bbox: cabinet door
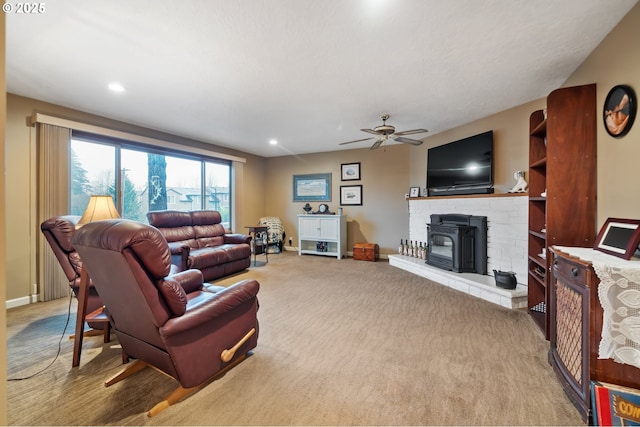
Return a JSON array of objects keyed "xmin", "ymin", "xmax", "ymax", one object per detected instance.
[
  {"xmin": 550, "ymin": 252, "xmax": 591, "ymax": 421},
  {"xmin": 299, "ymin": 217, "xmax": 320, "ymax": 239},
  {"xmin": 318, "ymin": 218, "xmax": 338, "ymax": 240}
]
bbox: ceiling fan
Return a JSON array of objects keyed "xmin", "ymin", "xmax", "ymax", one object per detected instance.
[{"xmin": 339, "ymin": 114, "xmax": 428, "ymax": 150}]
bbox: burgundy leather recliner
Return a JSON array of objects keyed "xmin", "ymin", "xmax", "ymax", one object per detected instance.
[{"xmin": 71, "ymin": 218, "xmax": 260, "ymax": 417}]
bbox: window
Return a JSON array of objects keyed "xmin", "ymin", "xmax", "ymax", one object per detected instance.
[{"xmin": 70, "ymin": 136, "xmax": 232, "ymax": 227}]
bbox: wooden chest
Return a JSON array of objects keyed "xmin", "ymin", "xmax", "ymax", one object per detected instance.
[{"xmin": 353, "ymin": 243, "xmax": 379, "ymax": 262}]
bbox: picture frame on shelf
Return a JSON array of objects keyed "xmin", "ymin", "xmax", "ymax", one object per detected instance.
[
  {"xmin": 340, "ymin": 185, "xmax": 362, "ymax": 206},
  {"xmin": 594, "ymin": 218, "xmax": 640, "ymax": 260},
  {"xmin": 409, "ymin": 187, "xmax": 420, "ymax": 198},
  {"xmin": 341, "ymin": 162, "xmax": 361, "ymax": 181},
  {"xmin": 604, "ymin": 85, "xmax": 636, "ymax": 138},
  {"xmin": 293, "ymin": 173, "xmax": 331, "ymax": 202}
]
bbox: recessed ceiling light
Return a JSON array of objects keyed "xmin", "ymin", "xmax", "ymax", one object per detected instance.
[
  {"xmin": 108, "ymin": 82, "xmax": 125, "ymax": 93},
  {"xmin": 269, "ymin": 139, "xmax": 278, "ymax": 145}
]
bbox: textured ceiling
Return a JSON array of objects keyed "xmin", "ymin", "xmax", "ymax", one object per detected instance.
[{"xmin": 6, "ymin": 0, "xmax": 638, "ymax": 157}]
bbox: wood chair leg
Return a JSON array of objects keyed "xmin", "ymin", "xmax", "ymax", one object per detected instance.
[
  {"xmin": 104, "ymin": 360, "xmax": 149, "ymax": 387},
  {"xmin": 103, "ymin": 326, "xmax": 109, "ymax": 343},
  {"xmin": 72, "ymin": 267, "xmax": 90, "ymax": 367},
  {"xmin": 146, "ymin": 352, "xmax": 249, "ymax": 417},
  {"xmin": 147, "ymin": 385, "xmax": 198, "ymax": 417}
]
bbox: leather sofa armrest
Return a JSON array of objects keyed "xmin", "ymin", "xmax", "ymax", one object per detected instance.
[
  {"xmin": 224, "ymin": 233, "xmax": 251, "ymax": 245},
  {"xmin": 168, "ymin": 269, "xmax": 204, "ymax": 294},
  {"xmin": 167, "ymin": 242, "xmax": 190, "ymax": 271},
  {"xmin": 159, "ymin": 279, "xmax": 259, "ymax": 337}
]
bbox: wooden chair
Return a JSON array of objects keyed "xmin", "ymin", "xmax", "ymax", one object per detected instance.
[{"xmin": 40, "ymin": 215, "xmax": 111, "ymax": 367}]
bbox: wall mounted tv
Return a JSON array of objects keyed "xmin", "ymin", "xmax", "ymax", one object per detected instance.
[{"xmin": 426, "ymin": 130, "xmax": 494, "ymax": 196}]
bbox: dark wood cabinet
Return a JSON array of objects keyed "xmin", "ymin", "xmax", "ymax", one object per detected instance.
[
  {"xmin": 527, "ymin": 84, "xmax": 597, "ymax": 338},
  {"xmin": 549, "ymin": 248, "xmax": 594, "ymax": 421},
  {"xmin": 550, "ymin": 247, "xmax": 640, "ymax": 422}
]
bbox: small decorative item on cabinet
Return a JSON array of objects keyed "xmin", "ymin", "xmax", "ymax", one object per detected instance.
[
  {"xmin": 409, "ymin": 187, "xmax": 420, "ymax": 198},
  {"xmin": 303, "ymin": 203, "xmax": 312, "ymax": 213},
  {"xmin": 593, "ymin": 217, "xmax": 640, "ymax": 260}
]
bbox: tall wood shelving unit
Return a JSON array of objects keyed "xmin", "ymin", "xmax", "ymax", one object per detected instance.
[{"xmin": 527, "ymin": 83, "xmax": 597, "ymax": 338}]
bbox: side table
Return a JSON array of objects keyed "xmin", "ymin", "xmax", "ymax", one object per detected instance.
[{"xmin": 245, "ymin": 226, "xmax": 268, "ymax": 266}]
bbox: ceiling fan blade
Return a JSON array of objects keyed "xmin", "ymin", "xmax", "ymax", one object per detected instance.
[
  {"xmin": 370, "ymin": 139, "xmax": 384, "ymax": 150},
  {"xmin": 394, "ymin": 128, "xmax": 429, "ymax": 136},
  {"xmin": 339, "ymin": 137, "xmax": 374, "ymax": 146},
  {"xmin": 360, "ymin": 128, "xmax": 380, "ymax": 135},
  {"xmin": 395, "ymin": 136, "xmax": 424, "ymax": 146}
]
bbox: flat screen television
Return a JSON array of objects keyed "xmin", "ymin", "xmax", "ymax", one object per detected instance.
[{"xmin": 426, "ymin": 130, "xmax": 494, "ymax": 196}]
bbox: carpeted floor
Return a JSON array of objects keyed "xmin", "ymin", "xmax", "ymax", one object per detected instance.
[{"xmin": 7, "ymin": 251, "xmax": 584, "ymax": 425}]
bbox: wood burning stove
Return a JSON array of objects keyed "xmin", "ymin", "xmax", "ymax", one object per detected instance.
[{"xmin": 427, "ymin": 214, "xmax": 488, "ymax": 274}]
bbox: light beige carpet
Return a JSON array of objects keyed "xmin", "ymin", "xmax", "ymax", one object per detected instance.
[{"xmin": 7, "ymin": 251, "xmax": 583, "ymax": 425}]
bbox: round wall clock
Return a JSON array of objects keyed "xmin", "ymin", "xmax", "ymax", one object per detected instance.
[{"xmin": 604, "ymin": 85, "xmax": 636, "ymax": 138}]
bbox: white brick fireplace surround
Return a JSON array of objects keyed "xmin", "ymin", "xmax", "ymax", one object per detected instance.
[{"xmin": 390, "ymin": 194, "xmax": 528, "ymax": 309}]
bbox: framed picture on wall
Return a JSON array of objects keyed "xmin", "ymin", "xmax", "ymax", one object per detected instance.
[
  {"xmin": 603, "ymin": 85, "xmax": 636, "ymax": 138},
  {"xmin": 293, "ymin": 173, "xmax": 331, "ymax": 202},
  {"xmin": 594, "ymin": 218, "xmax": 640, "ymax": 260},
  {"xmin": 341, "ymin": 162, "xmax": 361, "ymax": 181},
  {"xmin": 340, "ymin": 185, "xmax": 362, "ymax": 206}
]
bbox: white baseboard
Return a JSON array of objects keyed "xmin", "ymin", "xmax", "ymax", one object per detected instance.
[
  {"xmin": 283, "ymin": 246, "xmax": 389, "ymax": 260},
  {"xmin": 6, "ymin": 295, "xmax": 34, "ymax": 309}
]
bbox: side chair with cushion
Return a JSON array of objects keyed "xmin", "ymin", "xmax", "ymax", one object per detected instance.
[
  {"xmin": 258, "ymin": 216, "xmax": 286, "ymax": 253},
  {"xmin": 40, "ymin": 215, "xmax": 111, "ymax": 367},
  {"xmin": 71, "ymin": 218, "xmax": 260, "ymax": 417}
]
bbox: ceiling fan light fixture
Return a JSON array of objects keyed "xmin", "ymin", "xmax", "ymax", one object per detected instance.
[{"xmin": 339, "ymin": 114, "xmax": 428, "ymax": 150}]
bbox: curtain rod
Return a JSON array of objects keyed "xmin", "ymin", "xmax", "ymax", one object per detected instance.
[{"xmin": 28, "ymin": 113, "xmax": 247, "ymax": 163}]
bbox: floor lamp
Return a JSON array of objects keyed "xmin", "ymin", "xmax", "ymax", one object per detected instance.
[{"xmin": 73, "ymin": 195, "xmax": 120, "ymax": 367}]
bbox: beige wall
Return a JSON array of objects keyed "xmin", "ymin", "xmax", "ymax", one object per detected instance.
[
  {"xmin": 409, "ymin": 99, "xmax": 541, "ymax": 194},
  {"xmin": 563, "ymin": 2, "xmax": 640, "ymax": 226},
  {"xmin": 265, "ymin": 144, "xmax": 411, "ymax": 254},
  {"xmin": 5, "ymin": 94, "xmax": 267, "ymax": 302}
]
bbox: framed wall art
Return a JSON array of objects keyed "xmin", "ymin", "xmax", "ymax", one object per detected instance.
[
  {"xmin": 341, "ymin": 162, "xmax": 361, "ymax": 181},
  {"xmin": 293, "ymin": 173, "xmax": 331, "ymax": 202},
  {"xmin": 604, "ymin": 85, "xmax": 636, "ymax": 138},
  {"xmin": 340, "ymin": 185, "xmax": 362, "ymax": 206},
  {"xmin": 594, "ymin": 218, "xmax": 640, "ymax": 260}
]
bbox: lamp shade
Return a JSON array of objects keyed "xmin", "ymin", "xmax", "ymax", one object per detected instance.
[{"xmin": 76, "ymin": 195, "xmax": 120, "ymax": 228}]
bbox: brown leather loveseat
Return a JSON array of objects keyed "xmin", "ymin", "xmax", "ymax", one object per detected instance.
[{"xmin": 147, "ymin": 210, "xmax": 252, "ymax": 281}]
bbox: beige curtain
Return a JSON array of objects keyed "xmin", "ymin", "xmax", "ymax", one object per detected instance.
[{"xmin": 37, "ymin": 123, "xmax": 72, "ymax": 301}]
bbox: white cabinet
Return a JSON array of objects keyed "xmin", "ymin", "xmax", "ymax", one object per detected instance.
[{"xmin": 298, "ymin": 214, "xmax": 346, "ymax": 259}]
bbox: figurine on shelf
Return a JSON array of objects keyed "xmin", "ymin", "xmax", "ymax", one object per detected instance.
[
  {"xmin": 508, "ymin": 170, "xmax": 528, "ymax": 193},
  {"xmin": 303, "ymin": 203, "xmax": 312, "ymax": 214}
]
